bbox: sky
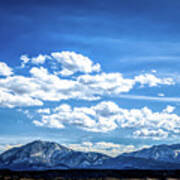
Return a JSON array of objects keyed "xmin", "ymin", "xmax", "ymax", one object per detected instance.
[{"xmin": 1, "ymin": 0, "xmax": 180, "ymax": 157}]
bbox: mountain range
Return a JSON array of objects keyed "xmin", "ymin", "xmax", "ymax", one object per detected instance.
[{"xmin": 1, "ymin": 140, "xmax": 180, "ymax": 170}]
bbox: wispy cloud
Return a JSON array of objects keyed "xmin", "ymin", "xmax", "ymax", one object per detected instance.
[
  {"xmin": 0, "ymin": 144, "xmax": 22, "ymax": 154},
  {"xmin": 118, "ymin": 94, "xmax": 180, "ymax": 102}
]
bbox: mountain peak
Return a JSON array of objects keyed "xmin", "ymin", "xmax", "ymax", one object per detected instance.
[
  {"xmin": 0, "ymin": 140, "xmax": 109, "ymax": 170},
  {"xmin": 23, "ymin": 140, "xmax": 68, "ymax": 151},
  {"xmin": 28, "ymin": 139, "xmax": 58, "ymax": 146}
]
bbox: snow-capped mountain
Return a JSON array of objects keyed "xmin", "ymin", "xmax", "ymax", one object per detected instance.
[
  {"xmin": 1, "ymin": 140, "xmax": 180, "ymax": 170},
  {"xmin": 122, "ymin": 144, "xmax": 180, "ymax": 163},
  {"xmin": 0, "ymin": 140, "xmax": 109, "ymax": 170}
]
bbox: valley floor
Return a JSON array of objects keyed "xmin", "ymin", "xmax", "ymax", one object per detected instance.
[{"xmin": 0, "ymin": 169, "xmax": 180, "ymax": 180}]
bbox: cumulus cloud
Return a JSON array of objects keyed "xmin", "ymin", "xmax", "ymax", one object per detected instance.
[
  {"xmin": 78, "ymin": 73, "xmax": 135, "ymax": 95},
  {"xmin": 34, "ymin": 101, "xmax": 180, "ymax": 139},
  {"xmin": 0, "ymin": 89, "xmax": 43, "ymax": 108},
  {"xmin": 133, "ymin": 128, "xmax": 168, "ymax": 140},
  {"xmin": 163, "ymin": 105, "xmax": 175, "ymax": 113},
  {"xmin": 0, "ymin": 75, "xmax": 44, "ymax": 107},
  {"xmin": 0, "ymin": 52, "xmax": 176, "ymax": 108},
  {"xmin": 0, "ymin": 68, "xmax": 174, "ymax": 108},
  {"xmin": 33, "ymin": 102, "xmax": 117, "ymax": 132},
  {"xmin": 33, "ymin": 117, "xmax": 65, "ymax": 129},
  {"xmin": 20, "ymin": 54, "xmax": 51, "ymax": 66},
  {"xmin": 31, "ymin": 54, "xmax": 51, "ymax": 64},
  {"xmin": 135, "ymin": 73, "xmax": 175, "ymax": 87},
  {"xmin": 20, "ymin": 55, "xmax": 30, "ymax": 68},
  {"xmin": 51, "ymin": 51, "xmax": 101, "ymax": 76},
  {"xmin": 0, "ymin": 62, "xmax": 13, "ymax": 76},
  {"xmin": 77, "ymin": 73, "xmax": 175, "ymax": 98},
  {"xmin": 0, "ymin": 66, "xmax": 99, "ymax": 108},
  {"xmin": 18, "ymin": 51, "xmax": 174, "ymax": 90},
  {"xmin": 29, "ymin": 66, "xmax": 99, "ymax": 101}
]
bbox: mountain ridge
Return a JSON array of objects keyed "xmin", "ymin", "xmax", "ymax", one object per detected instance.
[
  {"xmin": 1, "ymin": 140, "xmax": 180, "ymax": 170},
  {"xmin": 121, "ymin": 143, "xmax": 180, "ymax": 163}
]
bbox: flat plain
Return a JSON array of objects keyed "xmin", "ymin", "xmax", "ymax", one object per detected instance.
[{"xmin": 1, "ymin": 170, "xmax": 180, "ymax": 180}]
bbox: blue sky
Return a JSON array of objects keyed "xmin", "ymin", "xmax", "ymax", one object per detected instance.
[{"xmin": 1, "ymin": 0, "xmax": 180, "ymax": 156}]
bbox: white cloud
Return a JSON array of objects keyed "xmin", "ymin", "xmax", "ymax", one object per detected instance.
[
  {"xmin": 54, "ymin": 104, "xmax": 71, "ymax": 113},
  {"xmin": 20, "ymin": 55, "xmax": 30, "ymax": 68},
  {"xmin": 135, "ymin": 73, "xmax": 175, "ymax": 87},
  {"xmin": 78, "ymin": 73, "xmax": 175, "ymax": 97},
  {"xmin": 37, "ymin": 108, "xmax": 50, "ymax": 114},
  {"xmin": 34, "ymin": 102, "xmax": 117, "ymax": 132},
  {"xmin": 29, "ymin": 66, "xmax": 99, "ymax": 101},
  {"xmin": 117, "ymin": 105, "xmax": 180, "ymax": 134},
  {"xmin": 151, "ymin": 69, "xmax": 157, "ymax": 73},
  {"xmin": 34, "ymin": 101, "xmax": 180, "ymax": 139},
  {"xmin": 0, "ymin": 62, "xmax": 13, "ymax": 76},
  {"xmin": 20, "ymin": 54, "xmax": 51, "ymax": 67},
  {"xmin": 51, "ymin": 51, "xmax": 101, "ymax": 76},
  {"xmin": 23, "ymin": 110, "xmax": 34, "ymax": 119},
  {"xmin": 0, "ymin": 67, "xmax": 175, "ymax": 108},
  {"xmin": 64, "ymin": 141, "xmax": 137, "ymax": 157},
  {"xmin": 158, "ymin": 93, "xmax": 165, "ymax": 97},
  {"xmin": 33, "ymin": 117, "xmax": 65, "ymax": 129},
  {"xmin": 163, "ymin": 105, "xmax": 175, "ymax": 113},
  {"xmin": 0, "ymin": 75, "xmax": 43, "ymax": 107},
  {"xmin": 95, "ymin": 142, "xmax": 122, "ymax": 149},
  {"xmin": 118, "ymin": 94, "xmax": 180, "ymax": 103},
  {"xmin": 133, "ymin": 128, "xmax": 168, "ymax": 140},
  {"xmin": 0, "ymin": 89, "xmax": 43, "ymax": 108},
  {"xmin": 0, "ymin": 144, "xmax": 22, "ymax": 153},
  {"xmin": 31, "ymin": 54, "xmax": 51, "ymax": 64},
  {"xmin": 78, "ymin": 73, "xmax": 135, "ymax": 95},
  {"xmin": 0, "ymin": 67, "xmax": 100, "ymax": 108},
  {"xmin": 19, "ymin": 51, "xmax": 175, "ymax": 91},
  {"xmin": 0, "ymin": 52, "xmax": 176, "ymax": 108}
]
